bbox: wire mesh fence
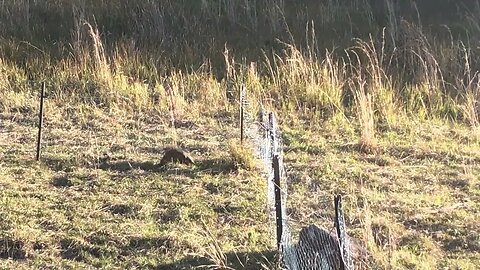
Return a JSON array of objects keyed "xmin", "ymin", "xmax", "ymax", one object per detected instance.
[{"xmin": 241, "ymin": 87, "xmax": 354, "ymax": 269}]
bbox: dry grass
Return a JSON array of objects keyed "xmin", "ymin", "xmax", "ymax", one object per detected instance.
[
  {"xmin": 1, "ymin": 0, "xmax": 480, "ymax": 269},
  {"xmin": 355, "ymin": 85, "xmax": 377, "ymax": 153},
  {"xmin": 227, "ymin": 140, "xmax": 259, "ymax": 171},
  {"xmin": 0, "ymin": 106, "xmax": 273, "ymax": 269},
  {"xmin": 282, "ymin": 119, "xmax": 480, "ymax": 269}
]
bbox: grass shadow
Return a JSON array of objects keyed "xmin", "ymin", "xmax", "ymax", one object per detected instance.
[
  {"xmin": 156, "ymin": 250, "xmax": 277, "ymax": 270},
  {"xmin": 387, "ymin": 146, "xmax": 480, "ymax": 165},
  {"xmin": 103, "ymin": 202, "xmax": 141, "ymax": 217},
  {"xmin": 42, "ymin": 156, "xmax": 77, "ymax": 172},
  {"xmin": 154, "ymin": 157, "xmax": 238, "ymax": 178},
  {"xmin": 0, "ymin": 237, "xmax": 26, "ymax": 260},
  {"xmin": 98, "ymin": 160, "xmax": 162, "ymax": 172},
  {"xmin": 403, "ymin": 218, "xmax": 480, "ymax": 253},
  {"xmin": 283, "ymin": 145, "xmax": 325, "ymax": 156}
]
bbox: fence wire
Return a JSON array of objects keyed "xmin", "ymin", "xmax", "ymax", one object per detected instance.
[{"xmin": 241, "ymin": 93, "xmax": 354, "ymax": 269}]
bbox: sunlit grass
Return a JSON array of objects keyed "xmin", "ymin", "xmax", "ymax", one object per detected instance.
[{"xmin": 1, "ymin": 0, "xmax": 480, "ymax": 269}]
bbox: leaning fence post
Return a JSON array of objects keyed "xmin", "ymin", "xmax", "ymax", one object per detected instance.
[
  {"xmin": 273, "ymin": 154, "xmax": 283, "ymax": 251},
  {"xmin": 36, "ymin": 82, "xmax": 46, "ymax": 161},
  {"xmin": 335, "ymin": 195, "xmax": 353, "ymax": 270}
]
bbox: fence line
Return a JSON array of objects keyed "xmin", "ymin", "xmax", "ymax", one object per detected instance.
[{"xmin": 241, "ymin": 94, "xmax": 354, "ymax": 269}]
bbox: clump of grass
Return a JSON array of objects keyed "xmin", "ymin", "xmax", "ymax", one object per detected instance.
[
  {"xmin": 348, "ymin": 47, "xmax": 377, "ymax": 153},
  {"xmin": 85, "ymin": 23, "xmax": 109, "ymax": 81},
  {"xmin": 85, "ymin": 23, "xmax": 151, "ymax": 109},
  {"xmin": 352, "ymin": 33, "xmax": 398, "ymax": 126},
  {"xmin": 0, "ymin": 58, "xmax": 32, "ymax": 113},
  {"xmin": 227, "ymin": 140, "xmax": 257, "ymax": 171},
  {"xmin": 264, "ymin": 38, "xmax": 346, "ymax": 118},
  {"xmin": 464, "ymin": 91, "xmax": 479, "ymax": 127},
  {"xmin": 0, "ymin": 58, "xmax": 8, "ymax": 89},
  {"xmin": 458, "ymin": 46, "xmax": 480, "ymax": 128},
  {"xmin": 198, "ymin": 221, "xmax": 233, "ymax": 269},
  {"xmin": 355, "ymin": 86, "xmax": 377, "ymax": 153}
]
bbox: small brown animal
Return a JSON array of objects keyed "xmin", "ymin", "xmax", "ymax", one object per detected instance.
[{"xmin": 158, "ymin": 147, "xmax": 194, "ymax": 167}]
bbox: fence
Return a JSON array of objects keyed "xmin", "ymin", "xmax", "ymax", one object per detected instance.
[
  {"xmin": 240, "ymin": 86, "xmax": 354, "ymax": 269},
  {"xmin": 31, "ymin": 80, "xmax": 354, "ymax": 268}
]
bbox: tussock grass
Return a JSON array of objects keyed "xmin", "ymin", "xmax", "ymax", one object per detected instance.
[
  {"xmin": 354, "ymin": 85, "xmax": 377, "ymax": 153},
  {"xmin": 227, "ymin": 140, "xmax": 258, "ymax": 171}
]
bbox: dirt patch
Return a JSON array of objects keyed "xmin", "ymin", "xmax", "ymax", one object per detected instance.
[
  {"xmin": 440, "ymin": 178, "xmax": 471, "ymax": 191},
  {"xmin": 363, "ymin": 156, "xmax": 392, "ymax": 166},
  {"xmin": 441, "ymin": 234, "xmax": 480, "ymax": 253},
  {"xmin": 174, "ymin": 119, "xmax": 196, "ymax": 129},
  {"xmin": 214, "ymin": 203, "xmax": 241, "ymax": 215},
  {"xmin": 33, "ymin": 241, "xmax": 47, "ymax": 251},
  {"xmin": 197, "ymin": 158, "xmax": 237, "ymax": 175},
  {"xmin": 38, "ymin": 218, "xmax": 61, "ymax": 231},
  {"xmin": 9, "ymin": 106, "xmax": 33, "ymax": 114},
  {"xmin": 398, "ymin": 233, "xmax": 426, "ymax": 256},
  {"xmin": 59, "ymin": 238, "xmax": 85, "ymax": 261},
  {"xmin": 119, "ymin": 236, "xmax": 184, "ymax": 257},
  {"xmin": 388, "ymin": 146, "xmax": 480, "ymax": 165}
]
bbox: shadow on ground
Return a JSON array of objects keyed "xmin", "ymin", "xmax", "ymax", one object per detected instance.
[
  {"xmin": 156, "ymin": 250, "xmax": 277, "ymax": 270},
  {"xmin": 97, "ymin": 157, "xmax": 237, "ymax": 177},
  {"xmin": 0, "ymin": 237, "xmax": 26, "ymax": 260},
  {"xmin": 98, "ymin": 160, "xmax": 161, "ymax": 172},
  {"xmin": 55, "ymin": 232, "xmax": 277, "ymax": 269}
]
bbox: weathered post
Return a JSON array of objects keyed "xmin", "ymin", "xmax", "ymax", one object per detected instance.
[
  {"xmin": 268, "ymin": 112, "xmax": 276, "ymax": 156},
  {"xmin": 273, "ymin": 154, "xmax": 283, "ymax": 251},
  {"xmin": 36, "ymin": 82, "xmax": 45, "ymax": 161}
]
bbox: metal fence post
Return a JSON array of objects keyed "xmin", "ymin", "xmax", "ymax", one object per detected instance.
[
  {"xmin": 240, "ymin": 85, "xmax": 245, "ymax": 144},
  {"xmin": 36, "ymin": 82, "xmax": 45, "ymax": 161},
  {"xmin": 273, "ymin": 154, "xmax": 283, "ymax": 251}
]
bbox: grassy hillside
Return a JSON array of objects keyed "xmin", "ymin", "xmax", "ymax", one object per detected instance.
[{"xmin": 1, "ymin": 0, "xmax": 480, "ymax": 269}]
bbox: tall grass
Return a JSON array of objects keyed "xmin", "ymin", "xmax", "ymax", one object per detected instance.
[{"xmin": 0, "ymin": 0, "xmax": 479, "ymax": 127}]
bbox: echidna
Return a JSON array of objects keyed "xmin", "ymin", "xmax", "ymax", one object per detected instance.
[
  {"xmin": 297, "ymin": 224, "xmax": 369, "ymax": 268},
  {"xmin": 158, "ymin": 147, "xmax": 194, "ymax": 167}
]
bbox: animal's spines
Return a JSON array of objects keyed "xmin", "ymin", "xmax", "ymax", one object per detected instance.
[{"xmin": 159, "ymin": 147, "xmax": 194, "ymax": 167}]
